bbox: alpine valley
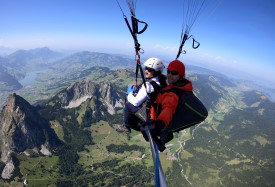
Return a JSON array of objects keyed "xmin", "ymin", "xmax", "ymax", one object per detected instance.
[{"xmin": 0, "ymin": 48, "xmax": 274, "ymax": 187}]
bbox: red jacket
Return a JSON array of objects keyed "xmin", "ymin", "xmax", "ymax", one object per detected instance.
[{"xmin": 150, "ymin": 80, "xmax": 193, "ymax": 127}]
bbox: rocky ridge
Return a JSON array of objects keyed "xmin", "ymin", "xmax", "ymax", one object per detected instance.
[
  {"xmin": 0, "ymin": 93, "xmax": 60, "ymax": 179},
  {"xmin": 55, "ymin": 79, "xmax": 123, "ymax": 115}
]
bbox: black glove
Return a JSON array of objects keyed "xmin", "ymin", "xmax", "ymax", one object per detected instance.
[
  {"xmin": 160, "ymin": 131, "xmax": 173, "ymax": 144},
  {"xmin": 141, "ymin": 119, "xmax": 154, "ymax": 127},
  {"xmin": 141, "ymin": 130, "xmax": 149, "ymax": 142},
  {"xmin": 154, "ymin": 120, "xmax": 166, "ymax": 132},
  {"xmin": 141, "ymin": 120, "xmax": 167, "ymax": 152},
  {"xmin": 155, "ymin": 139, "xmax": 166, "ymax": 152},
  {"xmin": 140, "ymin": 120, "xmax": 155, "ymax": 141},
  {"xmin": 141, "ymin": 120, "xmax": 165, "ymax": 130}
]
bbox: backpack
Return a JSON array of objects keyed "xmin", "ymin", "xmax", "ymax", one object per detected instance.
[{"xmin": 163, "ymin": 88, "xmax": 208, "ymax": 132}]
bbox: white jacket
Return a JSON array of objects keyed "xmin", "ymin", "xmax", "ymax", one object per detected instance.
[{"xmin": 127, "ymin": 77, "xmax": 160, "ymax": 107}]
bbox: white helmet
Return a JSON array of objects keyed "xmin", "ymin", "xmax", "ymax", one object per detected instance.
[{"xmin": 144, "ymin": 57, "xmax": 165, "ymax": 72}]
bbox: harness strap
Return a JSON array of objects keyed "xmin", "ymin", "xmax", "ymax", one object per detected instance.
[
  {"xmin": 176, "ymin": 33, "xmax": 189, "ymax": 59},
  {"xmin": 176, "ymin": 33, "xmax": 200, "ymax": 59},
  {"xmin": 133, "ymin": 17, "xmax": 148, "ymax": 34}
]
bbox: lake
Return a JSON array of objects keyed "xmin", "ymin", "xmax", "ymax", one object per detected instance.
[{"xmin": 19, "ymin": 70, "xmax": 47, "ymax": 86}]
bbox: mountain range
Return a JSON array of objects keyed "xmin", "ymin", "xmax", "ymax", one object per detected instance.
[
  {"xmin": 3, "ymin": 47, "xmax": 64, "ymax": 68},
  {"xmin": 0, "ymin": 48, "xmax": 274, "ymax": 186},
  {"xmin": 0, "ymin": 48, "xmax": 136, "ymax": 108}
]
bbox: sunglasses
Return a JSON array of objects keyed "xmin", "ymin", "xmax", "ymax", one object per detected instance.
[
  {"xmin": 167, "ymin": 69, "xmax": 179, "ymax": 75},
  {"xmin": 145, "ymin": 67, "xmax": 155, "ymax": 72}
]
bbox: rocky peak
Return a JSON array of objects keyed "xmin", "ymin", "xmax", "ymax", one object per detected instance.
[
  {"xmin": 3, "ymin": 93, "xmax": 29, "ymax": 114},
  {"xmin": 56, "ymin": 79, "xmax": 123, "ymax": 114},
  {"xmin": 0, "ymin": 93, "xmax": 60, "ymax": 179},
  {"xmin": 58, "ymin": 79, "xmax": 97, "ymax": 107}
]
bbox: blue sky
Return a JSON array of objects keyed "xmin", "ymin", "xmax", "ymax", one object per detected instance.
[{"xmin": 1, "ymin": 0, "xmax": 275, "ymax": 85}]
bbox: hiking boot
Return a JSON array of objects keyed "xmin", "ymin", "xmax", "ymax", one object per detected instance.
[{"xmin": 117, "ymin": 124, "xmax": 131, "ymax": 134}]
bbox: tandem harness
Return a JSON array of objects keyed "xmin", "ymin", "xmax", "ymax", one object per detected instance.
[{"xmin": 136, "ymin": 87, "xmax": 208, "ymax": 135}]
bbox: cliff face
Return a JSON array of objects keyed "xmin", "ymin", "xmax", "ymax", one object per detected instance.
[
  {"xmin": 56, "ymin": 80, "xmax": 123, "ymax": 115},
  {"xmin": 0, "ymin": 93, "xmax": 60, "ymax": 179}
]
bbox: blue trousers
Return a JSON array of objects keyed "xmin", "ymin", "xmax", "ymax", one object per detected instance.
[{"xmin": 123, "ymin": 101, "xmax": 142, "ymax": 131}]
